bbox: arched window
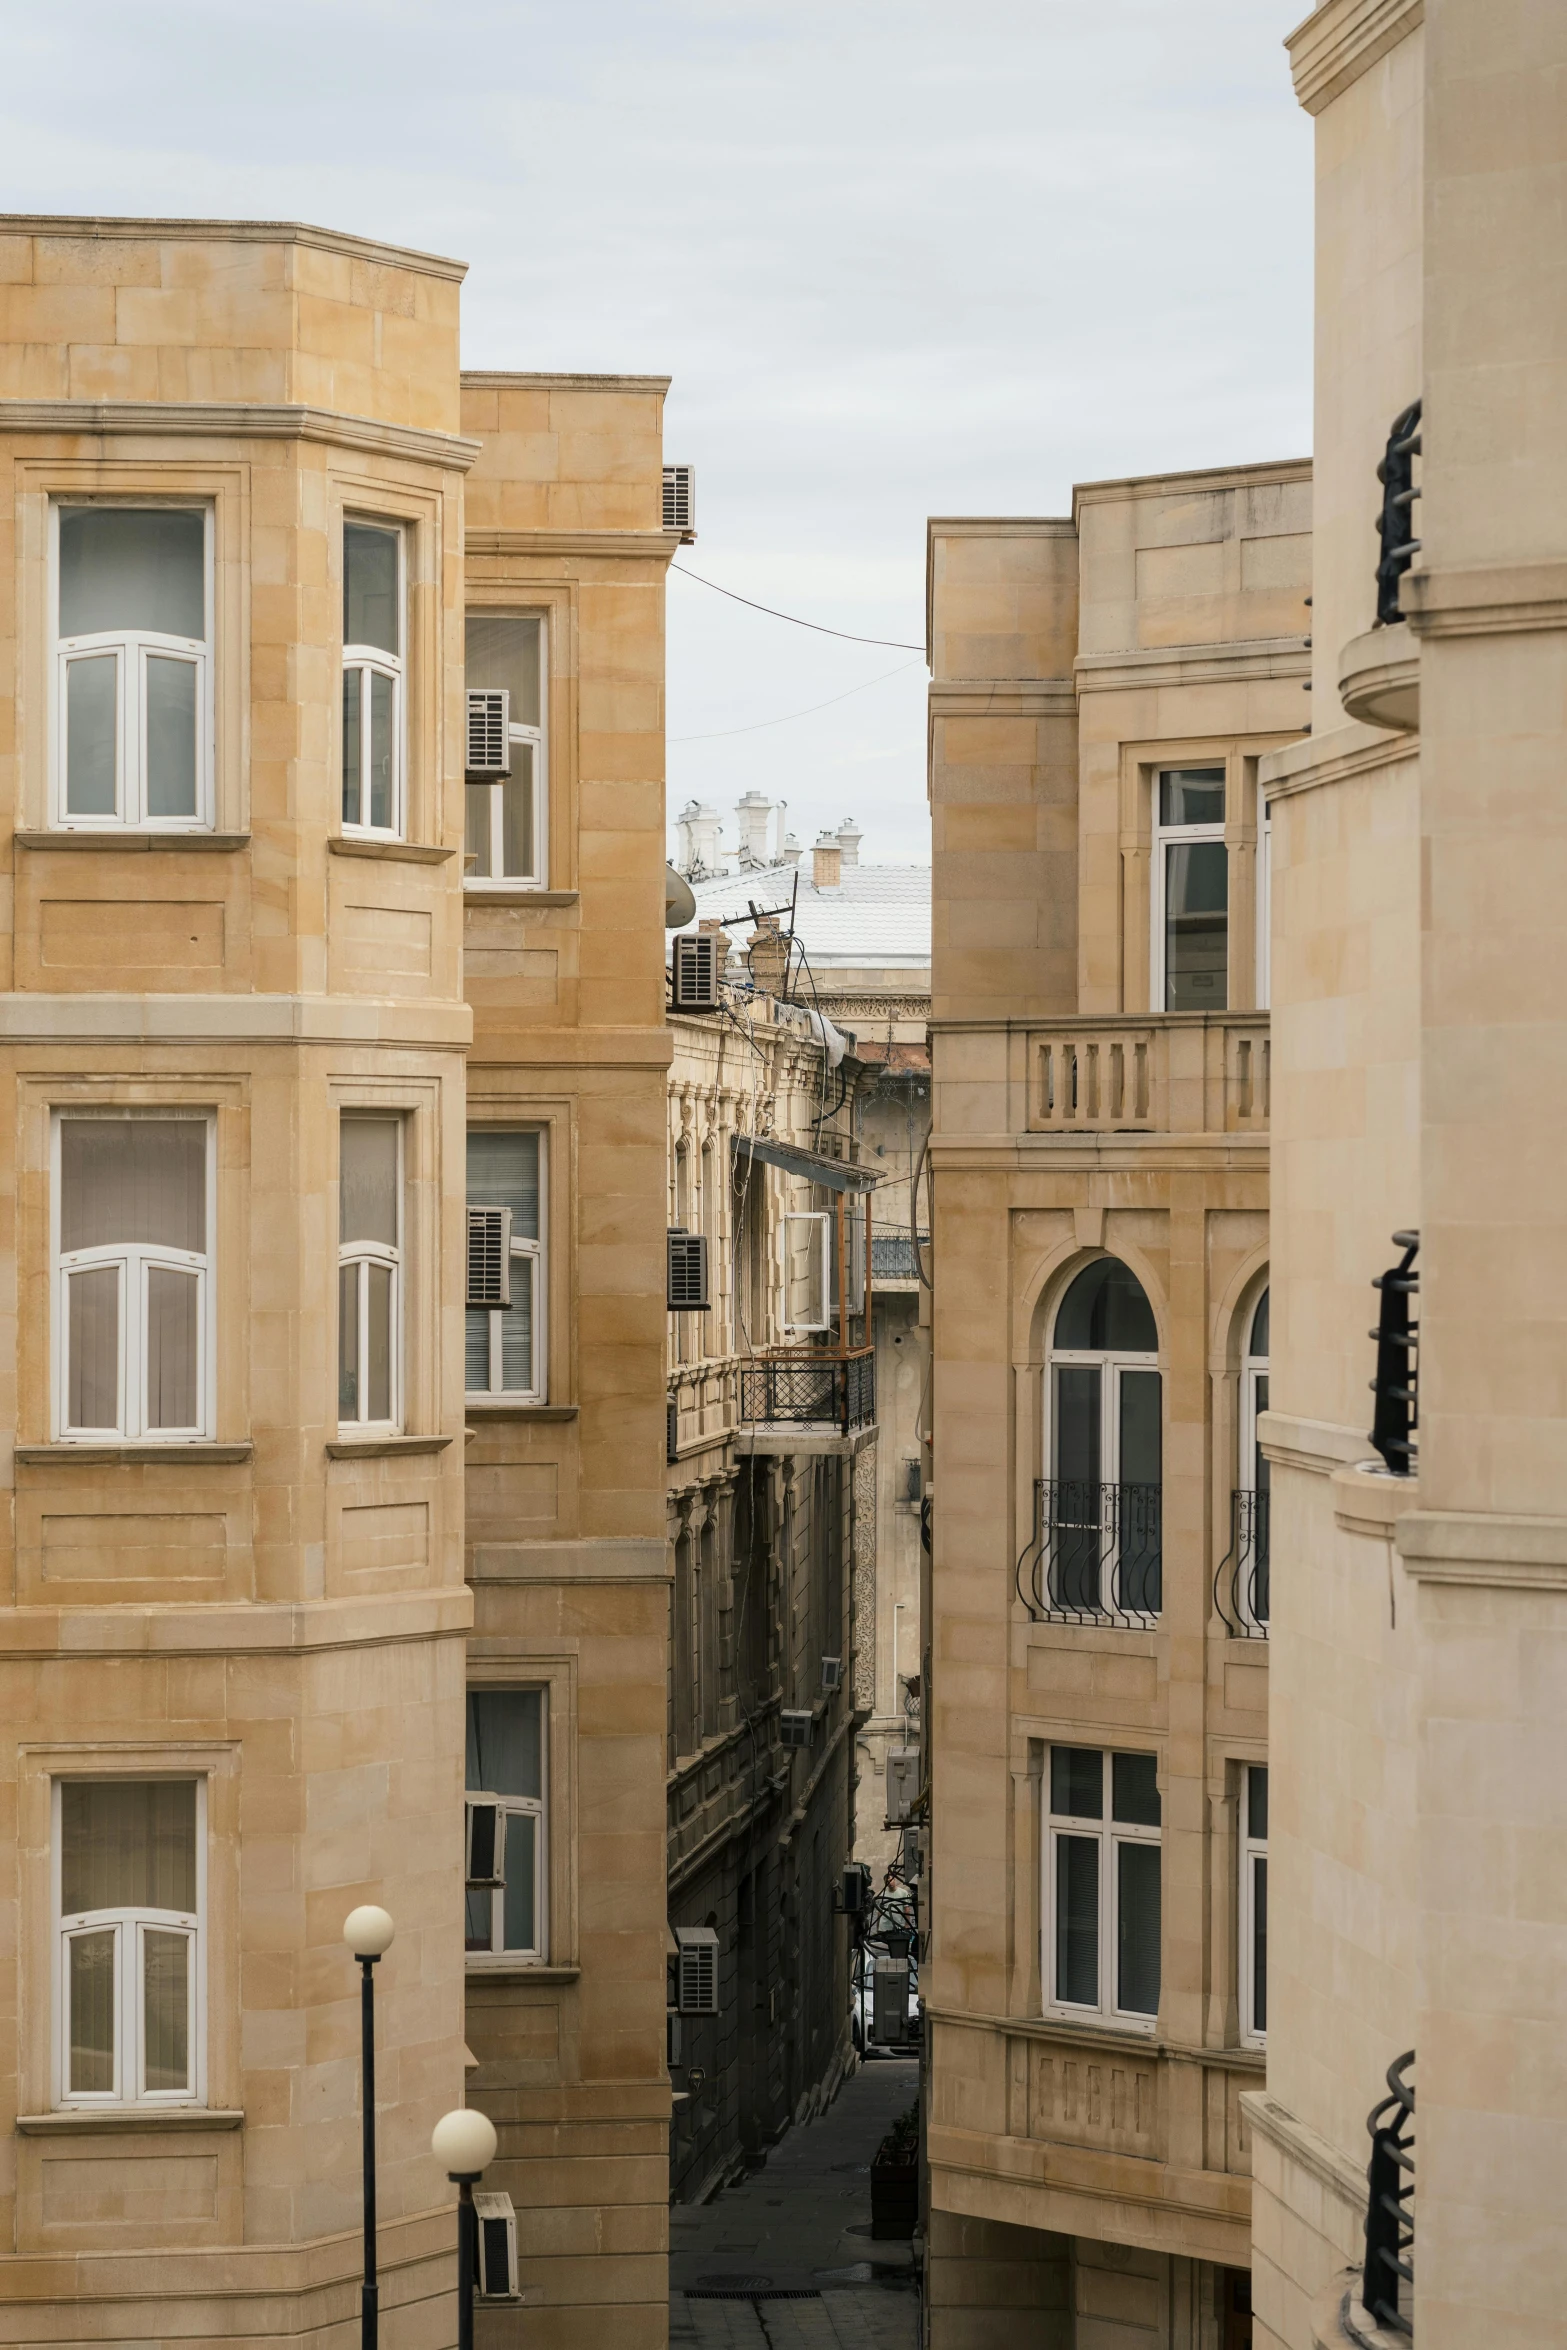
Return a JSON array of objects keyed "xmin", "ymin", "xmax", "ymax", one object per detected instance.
[
  {"xmin": 1238, "ymin": 1287, "xmax": 1269, "ymax": 1627},
  {"xmin": 1046, "ymin": 1259, "xmax": 1161, "ymax": 1617}
]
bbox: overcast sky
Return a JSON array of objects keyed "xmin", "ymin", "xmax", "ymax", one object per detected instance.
[{"xmin": 1, "ymin": 0, "xmax": 1313, "ymax": 865}]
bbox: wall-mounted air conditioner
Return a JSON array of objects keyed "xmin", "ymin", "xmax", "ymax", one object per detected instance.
[
  {"xmin": 667, "ymin": 1228, "xmax": 710, "ymax": 1312},
  {"xmin": 465, "ymin": 1796, "xmax": 505, "ymax": 1887},
  {"xmin": 885, "ymin": 1748, "xmax": 921, "ymax": 1826},
  {"xmin": 871, "ymin": 1958, "xmax": 914, "ymax": 2048},
  {"xmin": 674, "ymin": 1924, "xmax": 719, "ymax": 2013},
  {"xmin": 663, "ymin": 464, "xmax": 696, "ymax": 538},
  {"xmin": 780, "ymin": 1708, "xmax": 814, "ymax": 1750},
  {"xmin": 467, "ymin": 1207, "xmax": 513, "ymax": 1308},
  {"xmin": 671, "ymin": 931, "xmax": 720, "ymax": 1012},
  {"xmin": 820, "ymin": 1656, "xmax": 843, "ymax": 1693},
  {"xmin": 474, "ymin": 2190, "xmax": 520, "ymax": 2299},
  {"xmin": 466, "ymin": 688, "xmax": 510, "ymax": 776}
]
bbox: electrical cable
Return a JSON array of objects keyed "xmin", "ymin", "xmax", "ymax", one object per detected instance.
[
  {"xmin": 671, "ymin": 563, "xmax": 927, "ymax": 652},
  {"xmin": 669, "ymin": 658, "xmax": 921, "ymax": 744}
]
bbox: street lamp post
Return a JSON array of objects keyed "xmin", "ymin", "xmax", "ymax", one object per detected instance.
[
  {"xmin": 432, "ymin": 2107, "xmax": 499, "ymax": 2350},
  {"xmin": 344, "ymin": 1905, "xmax": 396, "ymax": 2350}
]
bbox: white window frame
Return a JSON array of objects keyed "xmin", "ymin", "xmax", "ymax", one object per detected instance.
[
  {"xmin": 465, "ymin": 1689, "xmax": 548, "ymax": 1967},
  {"xmin": 1046, "ymin": 1336, "xmax": 1162, "ymax": 1619},
  {"xmin": 342, "ymin": 519, "xmax": 406, "ymax": 841},
  {"xmin": 1238, "ymin": 1290, "xmax": 1270, "ymax": 1630},
  {"xmin": 49, "ymin": 501, "xmax": 215, "ymax": 833},
  {"xmin": 51, "ymin": 1110, "xmax": 215, "ymax": 1443},
  {"xmin": 465, "ymin": 613, "xmax": 548, "ymax": 889},
  {"xmin": 53, "ymin": 1775, "xmax": 207, "ymax": 2109},
  {"xmin": 782, "ymin": 1210, "xmax": 832, "ymax": 1334},
  {"xmin": 337, "ymin": 1115, "xmax": 404, "ymax": 1434},
  {"xmin": 1151, "ymin": 764, "xmax": 1228, "ymax": 1014},
  {"xmin": 466, "ymin": 1128, "xmax": 546, "ymax": 1403},
  {"xmin": 1240, "ymin": 1764, "xmax": 1268, "ymax": 2046},
  {"xmin": 1043, "ymin": 1747, "xmax": 1161, "ymax": 2032}
]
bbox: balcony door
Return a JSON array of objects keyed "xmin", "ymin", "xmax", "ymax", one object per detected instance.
[{"xmin": 1048, "ymin": 1258, "xmax": 1162, "ymax": 1616}]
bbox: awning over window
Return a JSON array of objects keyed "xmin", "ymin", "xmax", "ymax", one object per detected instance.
[{"xmin": 730, "ymin": 1132, "xmax": 878, "ymax": 1195}]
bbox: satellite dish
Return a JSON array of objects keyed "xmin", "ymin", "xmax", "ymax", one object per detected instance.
[{"xmin": 665, "ymin": 864, "xmax": 697, "ymax": 928}]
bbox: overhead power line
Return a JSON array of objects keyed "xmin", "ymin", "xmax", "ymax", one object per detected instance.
[
  {"xmin": 669, "ymin": 659, "xmax": 923, "ymax": 744},
  {"xmin": 671, "ymin": 563, "xmax": 927, "ymax": 652}
]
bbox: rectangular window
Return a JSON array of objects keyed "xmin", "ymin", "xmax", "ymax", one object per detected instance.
[
  {"xmin": 465, "ymin": 1130, "xmax": 544, "ymax": 1400},
  {"xmin": 53, "ymin": 504, "xmax": 212, "ymax": 830},
  {"xmin": 465, "ymin": 1689, "xmax": 546, "ymax": 1961},
  {"xmin": 56, "ymin": 1778, "xmax": 203, "ymax": 2106},
  {"xmin": 465, "ymin": 614, "xmax": 547, "ymax": 885},
  {"xmin": 55, "ymin": 1115, "xmax": 211, "ymax": 1441},
  {"xmin": 1046, "ymin": 1746, "xmax": 1161, "ymax": 2024},
  {"xmin": 1154, "ymin": 767, "xmax": 1227, "ymax": 1012},
  {"xmin": 1241, "ymin": 1765, "xmax": 1267, "ymax": 2043},
  {"xmin": 342, "ymin": 522, "xmax": 405, "ymax": 837},
  {"xmin": 338, "ymin": 1115, "xmax": 402, "ymax": 1430}
]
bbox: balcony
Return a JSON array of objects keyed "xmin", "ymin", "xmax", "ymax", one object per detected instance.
[
  {"xmin": 871, "ymin": 1224, "xmax": 929, "ymax": 1286},
  {"xmin": 1017, "ymin": 1479, "xmax": 1162, "ymax": 1624},
  {"xmin": 1215, "ymin": 1487, "xmax": 1270, "ymax": 1639},
  {"xmin": 1029, "ymin": 1014, "xmax": 1269, "ymax": 1138},
  {"xmin": 738, "ymin": 1347, "xmax": 876, "ymax": 1438}
]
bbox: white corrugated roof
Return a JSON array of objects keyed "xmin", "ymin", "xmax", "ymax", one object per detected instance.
[{"xmin": 676, "ymin": 861, "xmax": 931, "ymax": 969}]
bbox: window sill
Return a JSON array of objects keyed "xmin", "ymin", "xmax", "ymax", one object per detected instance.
[
  {"xmin": 463, "ymin": 1402, "xmax": 578, "ymax": 1421},
  {"xmin": 15, "ymin": 1441, "xmax": 253, "ymax": 1466},
  {"xmin": 464, "ymin": 1961, "xmax": 580, "ymax": 1983},
  {"xmin": 18, "ymin": 2108, "xmax": 244, "ymax": 2134},
  {"xmin": 331, "ymin": 836, "xmax": 456, "ymax": 865},
  {"xmin": 16, "ymin": 831, "xmax": 249, "ymax": 854},
  {"xmin": 326, "ymin": 1433, "xmax": 454, "ymax": 1459},
  {"xmin": 463, "ymin": 884, "xmax": 577, "ymax": 905}
]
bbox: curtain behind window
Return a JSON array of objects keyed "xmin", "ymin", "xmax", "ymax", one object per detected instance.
[
  {"xmin": 61, "ymin": 1781, "xmax": 196, "ymax": 1915},
  {"xmin": 60, "ymin": 1120, "xmax": 205, "ymax": 1253}
]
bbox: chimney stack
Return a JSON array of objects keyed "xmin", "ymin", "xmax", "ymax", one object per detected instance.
[
  {"xmin": 736, "ymin": 790, "xmax": 772, "ymax": 868},
  {"xmin": 835, "ymin": 817, "xmax": 863, "ymax": 868},
  {"xmin": 812, "ymin": 832, "xmax": 842, "ymax": 890},
  {"xmin": 747, "ymin": 913, "xmax": 790, "ymax": 996},
  {"xmin": 675, "ymin": 800, "xmax": 724, "ymax": 879}
]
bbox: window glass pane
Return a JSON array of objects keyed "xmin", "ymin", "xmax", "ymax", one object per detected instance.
[
  {"xmin": 146, "ymin": 1265, "xmax": 199, "ymax": 1430},
  {"xmin": 465, "ymin": 782, "xmax": 492, "ymax": 879},
  {"xmin": 62, "ymin": 1780, "xmax": 197, "ymax": 1914},
  {"xmin": 1159, "ymin": 767, "xmax": 1224, "ymax": 826},
  {"xmin": 339, "ymin": 1119, "xmax": 398, "ymax": 1246},
  {"xmin": 342, "ymin": 667, "xmax": 362, "ymax": 826},
  {"xmin": 1119, "ymin": 1370, "xmax": 1161, "ymax": 1487},
  {"xmin": 1112, "ymin": 1751, "xmax": 1161, "ymax": 1826},
  {"xmin": 465, "ymin": 1887, "xmax": 494, "ymax": 1953},
  {"xmin": 1052, "ymin": 1364, "xmax": 1100, "ymax": 1484},
  {"xmin": 59, "ymin": 507, "xmax": 205, "ymax": 641},
  {"xmin": 68, "ymin": 1929, "xmax": 116, "ymax": 2093},
  {"xmin": 466, "ymin": 613, "xmax": 541, "ymax": 730},
  {"xmin": 467, "ymin": 1130, "xmax": 540, "ymax": 1238},
  {"xmin": 143, "ymin": 1927, "xmax": 190, "ymax": 2091},
  {"xmin": 1055, "ymin": 1257, "xmax": 1157, "ymax": 1353},
  {"xmin": 68, "ymin": 1264, "xmax": 119, "ymax": 1430},
  {"xmin": 1054, "ymin": 1835, "xmax": 1099, "ymax": 2004},
  {"xmin": 1164, "ymin": 840, "xmax": 1228, "ymax": 1011},
  {"xmin": 1117, "ymin": 1841, "xmax": 1161, "ymax": 2014},
  {"xmin": 145, "ymin": 655, "xmax": 198, "ymax": 818},
  {"xmin": 503, "ymin": 1812, "xmax": 537, "ymax": 1951},
  {"xmin": 1248, "ymin": 1764, "xmax": 1269, "ymax": 1842},
  {"xmin": 339, "ymin": 1261, "xmax": 359, "ymax": 1418},
  {"xmin": 1050, "ymin": 1746, "xmax": 1102, "ymax": 1820},
  {"xmin": 60, "ymin": 1119, "xmax": 206, "ymax": 1253},
  {"xmin": 344, "ymin": 524, "xmax": 399, "ymax": 654},
  {"xmin": 1252, "ymin": 1856, "xmax": 1268, "ymax": 2033},
  {"xmin": 500, "ymin": 1258, "xmax": 535, "ymax": 1394},
  {"xmin": 1250, "ymin": 1287, "xmax": 1270, "ymax": 1359},
  {"xmin": 66, "ymin": 653, "xmax": 119, "ymax": 816},
  {"xmin": 466, "ymin": 1689, "xmax": 543, "ymax": 1798},
  {"xmin": 367, "ymin": 1261, "xmax": 393, "ymax": 1422},
  {"xmin": 465, "ymin": 1307, "xmax": 491, "ymax": 1395},
  {"xmin": 369, "ymin": 670, "xmax": 394, "ymax": 830},
  {"xmin": 1117, "ymin": 1369, "xmax": 1163, "ymax": 1612},
  {"xmin": 502, "ymin": 746, "xmax": 535, "ymax": 877}
]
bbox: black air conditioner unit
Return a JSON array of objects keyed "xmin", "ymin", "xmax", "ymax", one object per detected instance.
[
  {"xmin": 663, "ymin": 464, "xmax": 696, "ymax": 537},
  {"xmin": 671, "ymin": 931, "xmax": 720, "ymax": 1013},
  {"xmin": 667, "ymin": 1228, "xmax": 710, "ymax": 1312},
  {"xmin": 466, "ymin": 689, "xmax": 510, "ymax": 776},
  {"xmin": 466, "ymin": 1207, "xmax": 512, "ymax": 1308},
  {"xmin": 674, "ymin": 1925, "xmax": 719, "ymax": 2013}
]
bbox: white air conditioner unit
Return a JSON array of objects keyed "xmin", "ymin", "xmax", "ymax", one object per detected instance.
[
  {"xmin": 474, "ymin": 2190, "xmax": 520, "ymax": 2299},
  {"xmin": 466, "ymin": 688, "xmax": 510, "ymax": 776},
  {"xmin": 465, "ymin": 1797, "xmax": 505, "ymax": 1888},
  {"xmin": 886, "ymin": 1747, "xmax": 921, "ymax": 1827},
  {"xmin": 667, "ymin": 1228, "xmax": 710, "ymax": 1312},
  {"xmin": 466, "ymin": 1207, "xmax": 512, "ymax": 1308},
  {"xmin": 674, "ymin": 1925, "xmax": 719, "ymax": 2014},
  {"xmin": 871, "ymin": 1957, "xmax": 914, "ymax": 2048},
  {"xmin": 820, "ymin": 1656, "xmax": 843, "ymax": 1693},
  {"xmin": 780, "ymin": 1708, "xmax": 814, "ymax": 1750},
  {"xmin": 663, "ymin": 464, "xmax": 696, "ymax": 537},
  {"xmin": 782, "ymin": 1212, "xmax": 832, "ymax": 1333},
  {"xmin": 671, "ymin": 931, "xmax": 720, "ymax": 1012}
]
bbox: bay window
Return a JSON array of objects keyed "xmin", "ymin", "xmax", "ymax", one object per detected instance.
[
  {"xmin": 465, "ymin": 1689, "xmax": 547, "ymax": 1962},
  {"xmin": 465, "ymin": 1128, "xmax": 545, "ymax": 1401},
  {"xmin": 56, "ymin": 1778, "xmax": 203, "ymax": 2107},
  {"xmin": 342, "ymin": 521, "xmax": 404, "ymax": 836},
  {"xmin": 55, "ymin": 1114, "xmax": 211, "ymax": 1441},
  {"xmin": 1153, "ymin": 766, "xmax": 1228, "ymax": 1010},
  {"xmin": 465, "ymin": 613, "xmax": 546, "ymax": 884},
  {"xmin": 54, "ymin": 504, "xmax": 212, "ymax": 830},
  {"xmin": 338, "ymin": 1115, "xmax": 402, "ymax": 1430},
  {"xmin": 1046, "ymin": 1745, "xmax": 1161, "ymax": 2024}
]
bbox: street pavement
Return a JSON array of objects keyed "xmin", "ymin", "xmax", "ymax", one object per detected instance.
[{"xmin": 669, "ymin": 2054, "xmax": 920, "ymax": 2350}]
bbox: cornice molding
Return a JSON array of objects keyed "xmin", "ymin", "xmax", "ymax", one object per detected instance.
[
  {"xmin": 0, "ymin": 992, "xmax": 473, "ymax": 1049},
  {"xmin": 1073, "ymin": 456, "xmax": 1312, "ymax": 515},
  {"xmin": 1074, "ymin": 636, "xmax": 1310, "ymax": 695},
  {"xmin": 1257, "ymin": 1410, "xmax": 1368, "ymax": 1479},
  {"xmin": 929, "ymin": 678, "xmax": 1076, "ymax": 716},
  {"xmin": 461, "ymin": 370, "xmax": 671, "ymax": 394},
  {"xmin": 1286, "ymin": 0, "xmax": 1424, "ymax": 117},
  {"xmin": 1401, "ymin": 560, "xmax": 1567, "ymax": 640},
  {"xmin": 0, "ymin": 213, "xmax": 467, "ymax": 280},
  {"xmin": 0, "ymin": 400, "xmax": 481, "ymax": 471},
  {"xmin": 1240, "ymin": 2090, "xmax": 1365, "ymax": 2213},
  {"xmin": 1259, "ymin": 717, "xmax": 1416, "ymax": 803},
  {"xmin": 464, "ymin": 527, "xmax": 683, "ymax": 563},
  {"xmin": 1398, "ymin": 1508, "xmax": 1567, "ymax": 1589}
]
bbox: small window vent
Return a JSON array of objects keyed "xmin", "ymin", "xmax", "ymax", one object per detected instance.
[
  {"xmin": 467, "ymin": 1207, "xmax": 513, "ymax": 1308},
  {"xmin": 465, "ymin": 1797, "xmax": 505, "ymax": 1888},
  {"xmin": 474, "ymin": 2191, "xmax": 520, "ymax": 2300},
  {"xmin": 663, "ymin": 464, "xmax": 696, "ymax": 537},
  {"xmin": 667, "ymin": 1228, "xmax": 710, "ymax": 1312},
  {"xmin": 675, "ymin": 1924, "xmax": 719, "ymax": 2013},
  {"xmin": 671, "ymin": 932, "xmax": 720, "ymax": 1013},
  {"xmin": 466, "ymin": 688, "xmax": 510, "ymax": 777},
  {"xmin": 780, "ymin": 1708, "xmax": 814, "ymax": 1750}
]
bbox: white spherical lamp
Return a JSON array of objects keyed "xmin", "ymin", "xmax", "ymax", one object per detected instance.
[
  {"xmin": 432, "ymin": 2106, "xmax": 498, "ymax": 2179},
  {"xmin": 343, "ymin": 1905, "xmax": 396, "ymax": 1959}
]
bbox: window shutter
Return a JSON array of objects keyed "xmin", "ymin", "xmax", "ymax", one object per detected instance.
[
  {"xmin": 675, "ymin": 1925, "xmax": 719, "ymax": 2013},
  {"xmin": 663, "ymin": 464, "xmax": 695, "ymax": 536},
  {"xmin": 465, "ymin": 1798, "xmax": 505, "ymax": 1888},
  {"xmin": 466, "ymin": 689, "xmax": 510, "ymax": 776},
  {"xmin": 671, "ymin": 932, "xmax": 720, "ymax": 1012},
  {"xmin": 467, "ymin": 1206, "xmax": 513, "ymax": 1308},
  {"xmin": 667, "ymin": 1228, "xmax": 710, "ymax": 1312},
  {"xmin": 474, "ymin": 2192, "xmax": 519, "ymax": 2298}
]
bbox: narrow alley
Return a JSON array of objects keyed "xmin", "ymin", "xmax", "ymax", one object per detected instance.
[{"xmin": 669, "ymin": 2057, "xmax": 921, "ymax": 2350}]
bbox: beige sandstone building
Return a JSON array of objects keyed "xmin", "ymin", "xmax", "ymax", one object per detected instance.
[
  {"xmin": 924, "ymin": 458, "xmax": 1310, "ymax": 2347},
  {"xmin": 0, "ymin": 214, "xmax": 675, "ymax": 2346}
]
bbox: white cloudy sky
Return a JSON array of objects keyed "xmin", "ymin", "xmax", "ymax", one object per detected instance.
[{"xmin": 1, "ymin": 0, "xmax": 1313, "ymax": 864}]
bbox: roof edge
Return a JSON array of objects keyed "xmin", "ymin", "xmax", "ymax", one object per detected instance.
[
  {"xmin": 462, "ymin": 371, "xmax": 672, "ymax": 393},
  {"xmin": 0, "ymin": 215, "xmax": 468, "ymax": 281}
]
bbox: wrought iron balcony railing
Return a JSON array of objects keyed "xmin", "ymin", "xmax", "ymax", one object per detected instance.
[
  {"xmin": 738, "ymin": 1347, "xmax": 876, "ymax": 1435},
  {"xmin": 1363, "ymin": 2051, "xmax": 1415, "ymax": 2337},
  {"xmin": 871, "ymin": 1228, "xmax": 929, "ymax": 1282},
  {"xmin": 1214, "ymin": 1487, "xmax": 1270, "ymax": 1639},
  {"xmin": 1016, "ymin": 1480, "xmax": 1162, "ymax": 1625}
]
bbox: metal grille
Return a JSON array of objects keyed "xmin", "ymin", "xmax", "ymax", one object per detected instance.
[
  {"xmin": 1214, "ymin": 1487, "xmax": 1269, "ymax": 1639},
  {"xmin": 1363, "ymin": 2052, "xmax": 1415, "ymax": 2335},
  {"xmin": 671, "ymin": 931, "xmax": 720, "ymax": 1011},
  {"xmin": 1375, "ymin": 402, "xmax": 1422, "ymax": 627},
  {"xmin": 871, "ymin": 1230, "xmax": 928, "ymax": 1280},
  {"xmin": 738, "ymin": 1350, "xmax": 876, "ymax": 1433},
  {"xmin": 677, "ymin": 1938, "xmax": 717, "ymax": 2012},
  {"xmin": 1016, "ymin": 1480, "xmax": 1162, "ymax": 1623},
  {"xmin": 466, "ymin": 1206, "xmax": 512, "ymax": 1308},
  {"xmin": 663, "ymin": 463, "xmax": 695, "ymax": 533},
  {"xmin": 466, "ymin": 688, "xmax": 509, "ymax": 775},
  {"xmin": 667, "ymin": 1229, "xmax": 710, "ymax": 1311}
]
